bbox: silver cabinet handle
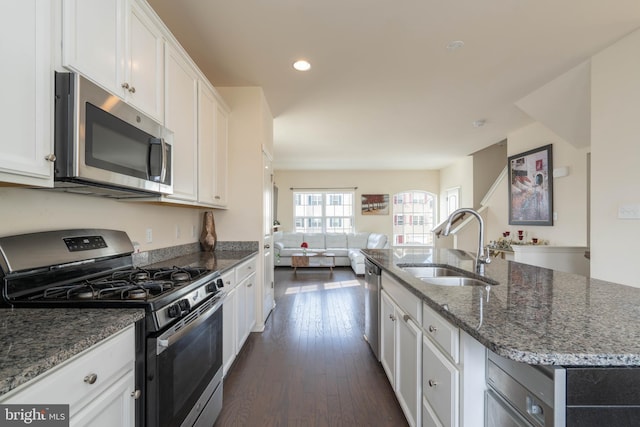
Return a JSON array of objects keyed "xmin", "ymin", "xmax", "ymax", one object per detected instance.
[
  {"xmin": 158, "ymin": 339, "xmax": 169, "ymax": 349},
  {"xmin": 131, "ymin": 390, "xmax": 141, "ymax": 399},
  {"xmin": 403, "ymin": 314, "xmax": 410, "ymax": 322},
  {"xmin": 44, "ymin": 154, "xmax": 56, "ymax": 162},
  {"xmin": 389, "ymin": 314, "xmax": 396, "ymax": 321},
  {"xmin": 428, "ymin": 379, "xmax": 438, "ymax": 387},
  {"xmin": 264, "ymin": 244, "xmax": 270, "ymax": 249},
  {"xmin": 121, "ymin": 82, "xmax": 130, "ymax": 89},
  {"xmin": 247, "ymin": 282, "xmax": 253, "ymax": 288},
  {"xmin": 428, "ymin": 325, "xmax": 437, "ymax": 333},
  {"xmin": 129, "ymin": 86, "xmax": 136, "ymax": 93},
  {"xmin": 84, "ymin": 373, "xmax": 98, "ymax": 384}
]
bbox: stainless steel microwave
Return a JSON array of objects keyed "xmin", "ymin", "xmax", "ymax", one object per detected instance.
[{"xmin": 53, "ymin": 72, "xmax": 172, "ymax": 198}]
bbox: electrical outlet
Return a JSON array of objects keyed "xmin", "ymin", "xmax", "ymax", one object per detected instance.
[
  {"xmin": 175, "ymin": 225, "xmax": 181, "ymax": 239},
  {"xmin": 618, "ymin": 203, "xmax": 640, "ymax": 219},
  {"xmin": 146, "ymin": 228, "xmax": 153, "ymax": 243}
]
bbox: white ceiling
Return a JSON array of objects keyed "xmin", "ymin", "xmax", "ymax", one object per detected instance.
[{"xmin": 146, "ymin": 0, "xmax": 640, "ymax": 171}]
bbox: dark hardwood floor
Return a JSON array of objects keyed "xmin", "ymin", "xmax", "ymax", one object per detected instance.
[{"xmin": 213, "ymin": 266, "xmax": 408, "ymax": 427}]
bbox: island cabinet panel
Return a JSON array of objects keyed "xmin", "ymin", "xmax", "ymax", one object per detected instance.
[{"xmin": 565, "ymin": 367, "xmax": 640, "ymax": 427}]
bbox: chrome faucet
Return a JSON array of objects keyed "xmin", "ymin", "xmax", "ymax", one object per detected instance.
[{"xmin": 442, "ymin": 208, "xmax": 491, "ymax": 274}]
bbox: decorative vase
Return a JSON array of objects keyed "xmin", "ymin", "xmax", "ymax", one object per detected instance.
[{"xmin": 199, "ymin": 211, "xmax": 217, "ymax": 252}]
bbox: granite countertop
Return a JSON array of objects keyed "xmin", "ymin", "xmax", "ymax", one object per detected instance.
[
  {"xmin": 146, "ymin": 249, "xmax": 258, "ymax": 272},
  {"xmin": 0, "ymin": 308, "xmax": 144, "ymax": 397},
  {"xmin": 363, "ymin": 247, "xmax": 640, "ymax": 366}
]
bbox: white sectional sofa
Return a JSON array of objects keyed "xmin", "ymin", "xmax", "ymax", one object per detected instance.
[{"xmin": 273, "ymin": 231, "xmax": 388, "ymax": 275}]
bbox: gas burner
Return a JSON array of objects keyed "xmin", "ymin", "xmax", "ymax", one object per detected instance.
[
  {"xmin": 74, "ymin": 288, "xmax": 97, "ymax": 300},
  {"xmin": 171, "ymin": 271, "xmax": 191, "ymax": 282},
  {"xmin": 127, "ymin": 288, "xmax": 148, "ymax": 300},
  {"xmin": 132, "ymin": 272, "xmax": 151, "ymax": 282}
]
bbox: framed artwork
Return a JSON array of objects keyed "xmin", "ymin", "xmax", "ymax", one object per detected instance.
[
  {"xmin": 508, "ymin": 144, "xmax": 553, "ymax": 226},
  {"xmin": 361, "ymin": 194, "xmax": 389, "ymax": 215}
]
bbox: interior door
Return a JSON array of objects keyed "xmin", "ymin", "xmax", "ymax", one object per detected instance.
[{"xmin": 262, "ymin": 150, "xmax": 275, "ymax": 321}]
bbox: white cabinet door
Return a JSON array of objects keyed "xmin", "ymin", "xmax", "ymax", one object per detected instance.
[
  {"xmin": 222, "ymin": 286, "xmax": 237, "ymax": 376},
  {"xmin": 380, "ymin": 290, "xmax": 396, "ymax": 386},
  {"xmin": 62, "ymin": 0, "xmax": 123, "ymax": 96},
  {"xmin": 165, "ymin": 44, "xmax": 198, "ymax": 202},
  {"xmin": 197, "ymin": 81, "xmax": 217, "ymax": 206},
  {"xmin": 423, "ymin": 335, "xmax": 459, "ymax": 427},
  {"xmin": 62, "ymin": 0, "xmax": 164, "ymax": 121},
  {"xmin": 0, "ymin": 0, "xmax": 54, "ymax": 186},
  {"xmin": 235, "ymin": 274, "xmax": 247, "ymax": 352},
  {"xmin": 245, "ymin": 273, "xmax": 257, "ymax": 333},
  {"xmin": 126, "ymin": 0, "xmax": 164, "ymax": 122},
  {"xmin": 71, "ymin": 372, "xmax": 135, "ymax": 427},
  {"xmin": 396, "ymin": 307, "xmax": 422, "ymax": 427},
  {"xmin": 214, "ymin": 102, "xmax": 229, "ymax": 206}
]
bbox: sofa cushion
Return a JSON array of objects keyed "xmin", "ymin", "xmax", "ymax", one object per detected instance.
[
  {"xmin": 367, "ymin": 233, "xmax": 388, "ymax": 249},
  {"xmin": 281, "ymin": 232, "xmax": 303, "ymax": 248},
  {"xmin": 347, "ymin": 232, "xmax": 370, "ymax": 249},
  {"xmin": 325, "ymin": 233, "xmax": 347, "ymax": 249},
  {"xmin": 303, "ymin": 234, "xmax": 325, "ymax": 249},
  {"xmin": 324, "ymin": 249, "xmax": 349, "ymax": 257}
]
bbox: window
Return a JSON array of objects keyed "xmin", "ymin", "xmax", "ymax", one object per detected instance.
[
  {"xmin": 294, "ymin": 190, "xmax": 354, "ymax": 233},
  {"xmin": 392, "ymin": 190, "xmax": 436, "ymax": 246}
]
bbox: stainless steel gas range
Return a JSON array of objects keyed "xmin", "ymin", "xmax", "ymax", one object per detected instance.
[{"xmin": 0, "ymin": 229, "xmax": 225, "ymax": 427}]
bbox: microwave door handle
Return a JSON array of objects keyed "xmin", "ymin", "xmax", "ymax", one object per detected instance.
[
  {"xmin": 148, "ymin": 138, "xmax": 162, "ymax": 182},
  {"xmin": 160, "ymin": 138, "xmax": 168, "ymax": 183}
]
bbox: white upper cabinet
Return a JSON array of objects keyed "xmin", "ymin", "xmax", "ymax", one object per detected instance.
[
  {"xmin": 0, "ymin": 0, "xmax": 54, "ymax": 186},
  {"xmin": 62, "ymin": 0, "xmax": 164, "ymax": 122},
  {"xmin": 165, "ymin": 44, "xmax": 199, "ymax": 202},
  {"xmin": 198, "ymin": 81, "xmax": 229, "ymax": 208}
]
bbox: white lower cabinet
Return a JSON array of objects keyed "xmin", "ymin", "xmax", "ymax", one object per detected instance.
[
  {"xmin": 380, "ymin": 289, "xmax": 422, "ymax": 427},
  {"xmin": 222, "ymin": 255, "xmax": 258, "ymax": 376},
  {"xmin": 0, "ymin": 325, "xmax": 136, "ymax": 427}
]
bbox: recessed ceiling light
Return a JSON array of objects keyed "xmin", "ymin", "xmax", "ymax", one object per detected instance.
[
  {"xmin": 473, "ymin": 119, "xmax": 486, "ymax": 128},
  {"xmin": 293, "ymin": 60, "xmax": 311, "ymax": 71},
  {"xmin": 446, "ymin": 40, "xmax": 465, "ymax": 51}
]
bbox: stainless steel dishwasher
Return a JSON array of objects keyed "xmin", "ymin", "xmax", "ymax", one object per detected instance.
[{"xmin": 364, "ymin": 258, "xmax": 381, "ymax": 360}]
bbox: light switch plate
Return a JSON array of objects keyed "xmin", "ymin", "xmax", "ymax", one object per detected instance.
[{"xmin": 618, "ymin": 203, "xmax": 640, "ymax": 219}]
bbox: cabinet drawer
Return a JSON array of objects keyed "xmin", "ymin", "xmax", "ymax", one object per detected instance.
[
  {"xmin": 382, "ymin": 272, "xmax": 421, "ymax": 323},
  {"xmin": 2, "ymin": 326, "xmax": 134, "ymax": 414},
  {"xmin": 235, "ymin": 257, "xmax": 257, "ymax": 283},
  {"xmin": 423, "ymin": 335, "xmax": 459, "ymax": 427},
  {"xmin": 423, "ymin": 302, "xmax": 459, "ymax": 363},
  {"xmin": 220, "ymin": 269, "xmax": 236, "ymax": 291}
]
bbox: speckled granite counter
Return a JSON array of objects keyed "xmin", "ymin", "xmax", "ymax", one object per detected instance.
[
  {"xmin": 145, "ymin": 249, "xmax": 258, "ymax": 272},
  {"xmin": 363, "ymin": 247, "xmax": 640, "ymax": 366},
  {"xmin": 0, "ymin": 308, "xmax": 144, "ymax": 397}
]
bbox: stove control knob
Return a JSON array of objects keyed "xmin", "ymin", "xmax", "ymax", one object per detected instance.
[
  {"xmin": 206, "ymin": 282, "xmax": 218, "ymax": 293},
  {"xmin": 178, "ymin": 299, "xmax": 190, "ymax": 312},
  {"xmin": 167, "ymin": 304, "xmax": 181, "ymax": 318}
]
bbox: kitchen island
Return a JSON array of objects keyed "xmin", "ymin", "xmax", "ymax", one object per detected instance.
[
  {"xmin": 364, "ymin": 247, "xmax": 640, "ymax": 426},
  {"xmin": 364, "ymin": 247, "xmax": 640, "ymax": 366}
]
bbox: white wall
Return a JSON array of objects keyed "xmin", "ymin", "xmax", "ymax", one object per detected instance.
[
  {"xmin": 273, "ymin": 169, "xmax": 439, "ymax": 241},
  {"xmin": 0, "ymin": 187, "xmax": 204, "ymax": 250},
  {"xmin": 439, "ymin": 156, "xmax": 474, "ymax": 222},
  {"xmin": 591, "ymin": 28, "xmax": 640, "ymax": 287}
]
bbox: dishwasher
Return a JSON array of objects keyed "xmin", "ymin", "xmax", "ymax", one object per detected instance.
[
  {"xmin": 364, "ymin": 258, "xmax": 382, "ymax": 360},
  {"xmin": 486, "ymin": 351, "xmax": 566, "ymax": 426}
]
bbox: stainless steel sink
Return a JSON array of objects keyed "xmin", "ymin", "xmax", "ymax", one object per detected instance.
[
  {"xmin": 400, "ymin": 266, "xmax": 463, "ymax": 278},
  {"xmin": 399, "ymin": 264, "xmax": 496, "ymax": 287},
  {"xmin": 419, "ymin": 276, "xmax": 492, "ymax": 287}
]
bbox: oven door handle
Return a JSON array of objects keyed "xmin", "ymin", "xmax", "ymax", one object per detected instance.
[{"xmin": 157, "ymin": 297, "xmax": 223, "ymax": 354}]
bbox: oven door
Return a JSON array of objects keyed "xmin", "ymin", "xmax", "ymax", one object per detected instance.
[{"xmin": 147, "ymin": 297, "xmax": 223, "ymax": 427}]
